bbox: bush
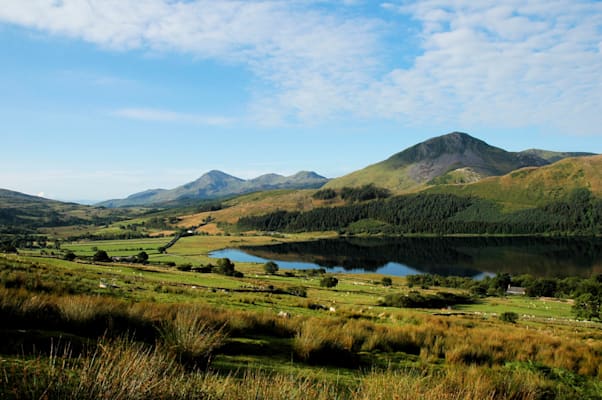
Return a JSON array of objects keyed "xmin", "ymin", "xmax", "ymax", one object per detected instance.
[
  {"xmin": 379, "ymin": 291, "xmax": 473, "ymax": 309},
  {"xmin": 213, "ymin": 258, "xmax": 236, "ymax": 276},
  {"xmin": 191, "ymin": 265, "xmax": 212, "ymax": 273},
  {"xmin": 499, "ymin": 312, "xmax": 519, "ymax": 323},
  {"xmin": 381, "ymin": 277, "xmax": 393, "ymax": 287},
  {"xmin": 92, "ymin": 250, "xmax": 110, "ymax": 262},
  {"xmin": 177, "ymin": 264, "xmax": 192, "ymax": 272},
  {"xmin": 263, "ymin": 261, "xmax": 279, "ymax": 274},
  {"xmin": 320, "ymin": 276, "xmax": 338, "ymax": 288},
  {"xmin": 63, "ymin": 251, "xmax": 76, "ymax": 261},
  {"xmin": 573, "ymin": 293, "xmax": 601, "ymax": 321},
  {"xmin": 287, "ymin": 286, "xmax": 307, "ymax": 297},
  {"xmin": 135, "ymin": 251, "xmax": 149, "ymax": 264}
]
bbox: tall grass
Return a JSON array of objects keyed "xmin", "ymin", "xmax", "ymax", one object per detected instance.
[
  {"xmin": 0, "ymin": 337, "xmax": 209, "ymax": 400},
  {"xmin": 159, "ymin": 306, "xmax": 227, "ymax": 369},
  {"xmin": 1, "ymin": 279, "xmax": 601, "ymax": 399},
  {"xmin": 4, "ymin": 343, "xmax": 597, "ymax": 400},
  {"xmin": 353, "ymin": 366, "xmax": 549, "ymax": 400}
]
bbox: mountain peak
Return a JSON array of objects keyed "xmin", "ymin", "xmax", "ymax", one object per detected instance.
[
  {"xmin": 326, "ymin": 132, "xmax": 559, "ymax": 192},
  {"xmin": 383, "ymin": 131, "xmax": 499, "ymax": 170},
  {"xmin": 202, "ymin": 170, "xmax": 241, "ymax": 180},
  {"xmin": 290, "ymin": 171, "xmax": 327, "ymax": 180}
]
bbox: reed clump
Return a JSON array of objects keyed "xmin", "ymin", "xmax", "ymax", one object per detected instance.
[{"xmin": 159, "ymin": 306, "xmax": 227, "ymax": 369}]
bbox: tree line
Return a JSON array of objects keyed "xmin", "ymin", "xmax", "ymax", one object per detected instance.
[{"xmin": 239, "ymin": 189, "xmax": 602, "ymax": 235}]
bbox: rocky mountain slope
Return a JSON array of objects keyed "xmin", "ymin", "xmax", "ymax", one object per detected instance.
[{"xmin": 325, "ymin": 132, "xmax": 594, "ymax": 192}]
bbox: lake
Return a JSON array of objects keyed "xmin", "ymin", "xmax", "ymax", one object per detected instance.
[{"xmin": 209, "ymin": 237, "xmax": 602, "ymax": 278}]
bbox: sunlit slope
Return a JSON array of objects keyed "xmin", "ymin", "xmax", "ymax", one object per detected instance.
[
  {"xmin": 426, "ymin": 155, "xmax": 602, "ymax": 208},
  {"xmin": 176, "ymin": 189, "xmax": 341, "ymax": 228},
  {"xmin": 325, "ymin": 132, "xmax": 549, "ymax": 192}
]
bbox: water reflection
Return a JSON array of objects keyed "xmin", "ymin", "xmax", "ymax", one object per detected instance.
[{"xmin": 209, "ymin": 237, "xmax": 602, "ymax": 278}]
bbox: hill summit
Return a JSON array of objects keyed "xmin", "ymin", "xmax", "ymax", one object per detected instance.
[{"xmin": 326, "ymin": 132, "xmax": 593, "ymax": 192}]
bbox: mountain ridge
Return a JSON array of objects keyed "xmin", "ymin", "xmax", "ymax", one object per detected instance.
[{"xmin": 97, "ymin": 170, "xmax": 329, "ymax": 207}]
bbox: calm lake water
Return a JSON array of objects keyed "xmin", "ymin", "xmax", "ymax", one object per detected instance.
[{"xmin": 209, "ymin": 237, "xmax": 602, "ymax": 278}]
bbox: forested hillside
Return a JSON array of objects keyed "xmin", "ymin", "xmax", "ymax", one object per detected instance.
[{"xmin": 238, "ymin": 188, "xmax": 602, "ymax": 235}]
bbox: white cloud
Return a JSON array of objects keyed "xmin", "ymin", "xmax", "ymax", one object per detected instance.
[
  {"xmin": 0, "ymin": 0, "xmax": 380, "ymax": 124},
  {"xmin": 1, "ymin": 1, "xmax": 602, "ymax": 134},
  {"xmin": 113, "ymin": 107, "xmax": 233, "ymax": 125},
  {"xmin": 375, "ymin": 0, "xmax": 602, "ymax": 135}
]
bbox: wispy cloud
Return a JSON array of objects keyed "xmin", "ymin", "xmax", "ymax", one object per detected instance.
[
  {"xmin": 377, "ymin": 0, "xmax": 602, "ymax": 134},
  {"xmin": 1, "ymin": 1, "xmax": 601, "ymax": 134},
  {"xmin": 0, "ymin": 0, "xmax": 380, "ymax": 124},
  {"xmin": 113, "ymin": 107, "xmax": 233, "ymax": 125}
]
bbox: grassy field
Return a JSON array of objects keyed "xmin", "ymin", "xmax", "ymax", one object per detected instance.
[
  {"xmin": 1, "ymin": 234, "xmax": 601, "ymax": 399},
  {"xmin": 62, "ymin": 237, "xmax": 172, "ymax": 256}
]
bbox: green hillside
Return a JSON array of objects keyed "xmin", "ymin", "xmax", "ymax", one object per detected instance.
[
  {"xmin": 0, "ymin": 189, "xmax": 145, "ymax": 233},
  {"xmin": 426, "ymin": 155, "xmax": 602, "ymax": 208}
]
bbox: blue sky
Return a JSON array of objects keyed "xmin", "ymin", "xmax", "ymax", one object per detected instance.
[{"xmin": 1, "ymin": 0, "xmax": 602, "ymax": 202}]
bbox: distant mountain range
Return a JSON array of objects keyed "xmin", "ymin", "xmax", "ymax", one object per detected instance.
[
  {"xmin": 97, "ymin": 170, "xmax": 329, "ymax": 207},
  {"xmin": 325, "ymin": 132, "xmax": 595, "ymax": 192},
  {"xmin": 2, "ymin": 131, "xmax": 599, "ymax": 229}
]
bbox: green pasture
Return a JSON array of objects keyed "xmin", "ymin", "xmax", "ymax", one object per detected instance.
[
  {"xmin": 457, "ymin": 295, "xmax": 575, "ymax": 320},
  {"xmin": 62, "ymin": 237, "xmax": 173, "ymax": 257}
]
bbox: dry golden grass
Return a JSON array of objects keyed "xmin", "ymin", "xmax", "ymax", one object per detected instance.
[
  {"xmin": 1, "ymin": 284, "xmax": 601, "ymax": 399},
  {"xmin": 196, "ymin": 222, "xmax": 223, "ymax": 234},
  {"xmin": 176, "ymin": 189, "xmax": 345, "ymax": 226}
]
